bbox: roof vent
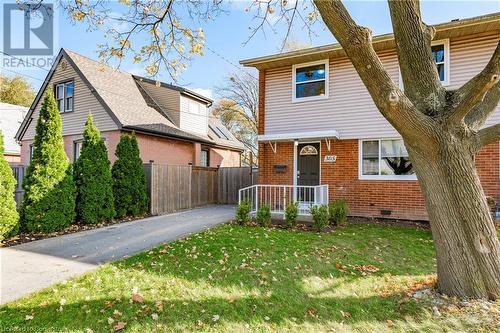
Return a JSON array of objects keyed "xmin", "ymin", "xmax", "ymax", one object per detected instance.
[{"xmin": 451, "ymin": 18, "xmax": 460, "ymax": 22}]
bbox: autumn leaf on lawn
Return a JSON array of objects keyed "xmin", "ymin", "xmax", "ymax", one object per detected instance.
[
  {"xmin": 131, "ymin": 293, "xmax": 144, "ymax": 303},
  {"xmin": 340, "ymin": 310, "xmax": 351, "ymax": 318},
  {"xmin": 306, "ymin": 308, "xmax": 317, "ymax": 317},
  {"xmin": 113, "ymin": 321, "xmax": 126, "ymax": 331},
  {"xmin": 155, "ymin": 300, "xmax": 164, "ymax": 312},
  {"xmin": 353, "ymin": 264, "xmax": 380, "ymax": 273},
  {"xmin": 335, "ymin": 261, "xmax": 347, "ymax": 272}
]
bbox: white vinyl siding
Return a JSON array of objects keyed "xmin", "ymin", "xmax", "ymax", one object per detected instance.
[
  {"xmin": 22, "ymin": 57, "xmax": 118, "ymax": 140},
  {"xmin": 179, "ymin": 96, "xmax": 208, "ymax": 135},
  {"xmin": 263, "ymin": 33, "xmax": 500, "ymax": 139}
]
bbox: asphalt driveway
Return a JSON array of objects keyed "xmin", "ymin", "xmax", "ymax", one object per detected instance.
[{"xmin": 0, "ymin": 205, "xmax": 234, "ymax": 305}]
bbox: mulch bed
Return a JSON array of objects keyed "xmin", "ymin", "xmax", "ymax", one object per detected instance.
[
  {"xmin": 241, "ymin": 216, "xmax": 430, "ymax": 232},
  {"xmin": 1, "ymin": 214, "xmax": 150, "ymax": 248}
]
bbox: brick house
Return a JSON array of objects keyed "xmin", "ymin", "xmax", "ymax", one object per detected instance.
[
  {"xmin": 240, "ymin": 13, "xmax": 500, "ymax": 221},
  {"xmin": 15, "ymin": 49, "xmax": 244, "ymax": 168}
]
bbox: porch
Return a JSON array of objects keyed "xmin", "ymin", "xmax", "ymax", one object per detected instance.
[{"xmin": 238, "ymin": 184, "xmax": 329, "ymax": 216}]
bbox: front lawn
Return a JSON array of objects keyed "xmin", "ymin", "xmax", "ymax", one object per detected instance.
[{"xmin": 1, "ymin": 224, "xmax": 498, "ymax": 332}]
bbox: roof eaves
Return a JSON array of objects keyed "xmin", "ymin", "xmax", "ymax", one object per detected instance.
[
  {"xmin": 122, "ymin": 125, "xmax": 213, "ymax": 145},
  {"xmin": 240, "ymin": 12, "xmax": 500, "ymax": 67}
]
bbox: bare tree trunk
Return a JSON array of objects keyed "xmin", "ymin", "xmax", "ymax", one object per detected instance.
[{"xmin": 408, "ymin": 138, "xmax": 500, "ymax": 299}]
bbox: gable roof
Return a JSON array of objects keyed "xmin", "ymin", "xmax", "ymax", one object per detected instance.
[
  {"xmin": 240, "ymin": 12, "xmax": 500, "ymax": 70},
  {"xmin": 15, "ymin": 49, "xmax": 241, "ymax": 150},
  {"xmin": 0, "ymin": 102, "xmax": 28, "ymax": 155}
]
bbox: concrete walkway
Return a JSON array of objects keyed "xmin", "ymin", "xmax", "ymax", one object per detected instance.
[{"xmin": 0, "ymin": 205, "xmax": 234, "ymax": 305}]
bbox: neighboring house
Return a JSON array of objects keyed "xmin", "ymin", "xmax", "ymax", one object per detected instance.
[
  {"xmin": 0, "ymin": 102, "xmax": 28, "ymax": 165},
  {"xmin": 240, "ymin": 12, "xmax": 500, "ymax": 221},
  {"xmin": 15, "ymin": 49, "xmax": 244, "ymax": 168}
]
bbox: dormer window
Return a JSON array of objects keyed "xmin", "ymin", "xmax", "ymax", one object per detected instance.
[
  {"xmin": 55, "ymin": 81, "xmax": 74, "ymax": 113},
  {"xmin": 292, "ymin": 60, "xmax": 329, "ymax": 102}
]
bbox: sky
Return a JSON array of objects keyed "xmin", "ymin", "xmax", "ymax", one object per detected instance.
[{"xmin": 2, "ymin": 0, "xmax": 499, "ymax": 101}]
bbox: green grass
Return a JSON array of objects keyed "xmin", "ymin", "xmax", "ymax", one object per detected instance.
[{"xmin": 1, "ymin": 224, "xmax": 497, "ymax": 332}]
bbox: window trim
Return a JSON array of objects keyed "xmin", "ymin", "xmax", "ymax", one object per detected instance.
[
  {"xmin": 398, "ymin": 38, "xmax": 450, "ymax": 88},
  {"xmin": 200, "ymin": 148, "xmax": 210, "ymax": 167},
  {"xmin": 53, "ymin": 79, "xmax": 75, "ymax": 113},
  {"xmin": 358, "ymin": 138, "xmax": 417, "ymax": 181},
  {"xmin": 292, "ymin": 59, "xmax": 329, "ymax": 103},
  {"xmin": 73, "ymin": 139, "xmax": 83, "ymax": 162}
]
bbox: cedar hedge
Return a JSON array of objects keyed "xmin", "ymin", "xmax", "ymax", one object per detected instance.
[
  {"xmin": 20, "ymin": 93, "xmax": 76, "ymax": 233},
  {"xmin": 0, "ymin": 130, "xmax": 19, "ymax": 241},
  {"xmin": 73, "ymin": 114, "xmax": 115, "ymax": 224}
]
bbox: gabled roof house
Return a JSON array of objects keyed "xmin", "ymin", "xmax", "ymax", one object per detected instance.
[
  {"xmin": 240, "ymin": 12, "xmax": 500, "ymax": 220},
  {"xmin": 15, "ymin": 49, "xmax": 244, "ymax": 168}
]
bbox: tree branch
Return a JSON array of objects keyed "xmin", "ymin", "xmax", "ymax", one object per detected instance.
[
  {"xmin": 476, "ymin": 123, "xmax": 500, "ymax": 150},
  {"xmin": 313, "ymin": 0, "xmax": 434, "ymax": 141},
  {"xmin": 465, "ymin": 83, "xmax": 500, "ymax": 130},
  {"xmin": 449, "ymin": 41, "xmax": 500, "ymax": 125},
  {"xmin": 388, "ymin": 0, "xmax": 446, "ymax": 115}
]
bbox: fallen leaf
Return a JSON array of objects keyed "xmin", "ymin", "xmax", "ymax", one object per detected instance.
[
  {"xmin": 340, "ymin": 310, "xmax": 351, "ymax": 318},
  {"xmin": 212, "ymin": 314, "xmax": 220, "ymax": 322},
  {"xmin": 113, "ymin": 321, "xmax": 126, "ymax": 331},
  {"xmin": 131, "ymin": 293, "xmax": 144, "ymax": 303},
  {"xmin": 25, "ymin": 315, "xmax": 34, "ymax": 321},
  {"xmin": 151, "ymin": 313, "xmax": 159, "ymax": 320}
]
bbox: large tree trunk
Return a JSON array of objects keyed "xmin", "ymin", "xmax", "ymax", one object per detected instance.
[{"xmin": 408, "ymin": 136, "xmax": 500, "ymax": 299}]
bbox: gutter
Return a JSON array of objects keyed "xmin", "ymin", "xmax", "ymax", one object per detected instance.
[{"xmin": 240, "ymin": 12, "xmax": 500, "ymax": 67}]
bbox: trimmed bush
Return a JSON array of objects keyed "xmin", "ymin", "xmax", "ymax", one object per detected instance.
[
  {"xmin": 310, "ymin": 204, "xmax": 329, "ymax": 231},
  {"xmin": 235, "ymin": 200, "xmax": 251, "ymax": 225},
  {"xmin": 283, "ymin": 202, "xmax": 299, "ymax": 228},
  {"xmin": 112, "ymin": 133, "xmax": 149, "ymax": 218},
  {"xmin": 74, "ymin": 115, "xmax": 115, "ymax": 224},
  {"xmin": 256, "ymin": 204, "xmax": 271, "ymax": 227},
  {"xmin": 0, "ymin": 130, "xmax": 19, "ymax": 241},
  {"xmin": 329, "ymin": 199, "xmax": 349, "ymax": 226},
  {"xmin": 20, "ymin": 93, "xmax": 76, "ymax": 233}
]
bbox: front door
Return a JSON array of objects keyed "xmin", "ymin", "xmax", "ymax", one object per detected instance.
[{"xmin": 297, "ymin": 143, "xmax": 320, "ymax": 186}]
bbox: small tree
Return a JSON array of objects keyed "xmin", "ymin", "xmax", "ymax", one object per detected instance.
[
  {"xmin": 256, "ymin": 204, "xmax": 271, "ymax": 227},
  {"xmin": 0, "ymin": 130, "xmax": 19, "ymax": 241},
  {"xmin": 21, "ymin": 93, "xmax": 76, "ymax": 233},
  {"xmin": 74, "ymin": 115, "xmax": 115, "ymax": 224},
  {"xmin": 112, "ymin": 133, "xmax": 148, "ymax": 218},
  {"xmin": 235, "ymin": 200, "xmax": 251, "ymax": 225}
]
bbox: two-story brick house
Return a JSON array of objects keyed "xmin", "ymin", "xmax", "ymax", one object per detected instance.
[
  {"xmin": 15, "ymin": 49, "xmax": 244, "ymax": 168},
  {"xmin": 241, "ymin": 12, "xmax": 500, "ymax": 220}
]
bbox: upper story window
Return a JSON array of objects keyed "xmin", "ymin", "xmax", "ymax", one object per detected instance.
[
  {"xmin": 292, "ymin": 60, "xmax": 329, "ymax": 102},
  {"xmin": 399, "ymin": 39, "xmax": 449, "ymax": 88},
  {"xmin": 359, "ymin": 138, "xmax": 416, "ymax": 180},
  {"xmin": 431, "ymin": 39, "xmax": 450, "ymax": 85},
  {"xmin": 55, "ymin": 81, "xmax": 74, "ymax": 113}
]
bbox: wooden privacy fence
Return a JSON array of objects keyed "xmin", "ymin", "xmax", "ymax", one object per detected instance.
[{"xmin": 145, "ymin": 164, "xmax": 256, "ymax": 215}]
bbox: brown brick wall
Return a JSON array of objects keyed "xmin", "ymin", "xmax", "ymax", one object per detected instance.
[{"xmin": 258, "ymin": 139, "xmax": 500, "ymax": 221}]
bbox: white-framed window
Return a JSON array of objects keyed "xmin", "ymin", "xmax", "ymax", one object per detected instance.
[
  {"xmin": 55, "ymin": 81, "xmax": 74, "ymax": 113},
  {"xmin": 200, "ymin": 148, "xmax": 209, "ymax": 167},
  {"xmin": 398, "ymin": 39, "xmax": 450, "ymax": 88},
  {"xmin": 29, "ymin": 144, "xmax": 36, "ymax": 164},
  {"xmin": 73, "ymin": 140, "xmax": 83, "ymax": 162},
  {"xmin": 292, "ymin": 60, "xmax": 329, "ymax": 102},
  {"xmin": 359, "ymin": 138, "xmax": 416, "ymax": 180}
]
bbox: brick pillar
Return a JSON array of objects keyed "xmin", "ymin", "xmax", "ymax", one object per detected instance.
[{"xmin": 193, "ymin": 142, "xmax": 201, "ymax": 166}]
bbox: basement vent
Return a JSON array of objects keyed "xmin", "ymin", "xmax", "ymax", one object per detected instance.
[{"xmin": 380, "ymin": 209, "xmax": 392, "ymax": 216}]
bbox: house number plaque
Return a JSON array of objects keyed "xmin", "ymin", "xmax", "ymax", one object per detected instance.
[{"xmin": 324, "ymin": 155, "xmax": 337, "ymax": 162}]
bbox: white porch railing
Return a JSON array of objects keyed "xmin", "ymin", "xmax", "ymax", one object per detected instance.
[{"xmin": 238, "ymin": 184, "xmax": 329, "ymax": 216}]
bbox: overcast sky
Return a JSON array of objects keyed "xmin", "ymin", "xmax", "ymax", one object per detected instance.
[{"xmin": 3, "ymin": 0, "xmax": 499, "ymax": 101}]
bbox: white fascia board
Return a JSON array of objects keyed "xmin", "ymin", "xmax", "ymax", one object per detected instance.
[{"xmin": 258, "ymin": 130, "xmax": 340, "ymax": 142}]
